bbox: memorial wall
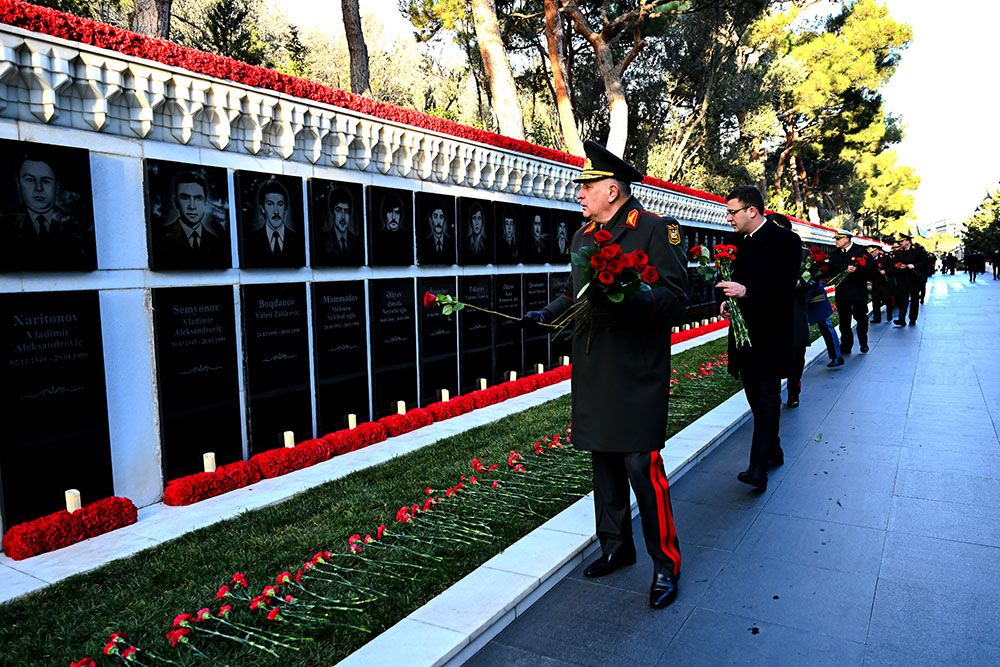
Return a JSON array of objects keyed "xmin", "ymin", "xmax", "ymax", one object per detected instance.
[{"xmin": 0, "ymin": 22, "xmax": 838, "ymax": 534}]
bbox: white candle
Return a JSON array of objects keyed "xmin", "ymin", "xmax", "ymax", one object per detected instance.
[
  {"xmin": 671, "ymin": 327, "xmax": 679, "ymax": 334},
  {"xmin": 682, "ymin": 324, "xmax": 690, "ymax": 331},
  {"xmin": 507, "ymin": 371, "xmax": 517, "ymax": 382},
  {"xmin": 65, "ymin": 489, "xmax": 82, "ymax": 513},
  {"xmin": 283, "ymin": 431, "xmax": 295, "ymax": 448},
  {"xmin": 702, "ymin": 319, "xmax": 710, "ymax": 326},
  {"xmin": 439, "ymin": 389, "xmax": 450, "ymax": 402},
  {"xmin": 396, "ymin": 400, "xmax": 406, "ymax": 415},
  {"xmin": 535, "ymin": 363, "xmax": 544, "ymax": 374},
  {"xmin": 561, "ymin": 356, "xmax": 570, "ymax": 366},
  {"xmin": 478, "ymin": 378, "xmax": 487, "ymax": 390},
  {"xmin": 203, "ymin": 452, "xmax": 216, "ymax": 473},
  {"xmin": 347, "ymin": 413, "xmax": 357, "ymax": 429}
]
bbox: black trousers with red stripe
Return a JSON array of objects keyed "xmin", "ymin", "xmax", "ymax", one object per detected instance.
[{"xmin": 591, "ymin": 450, "xmax": 681, "ymax": 576}]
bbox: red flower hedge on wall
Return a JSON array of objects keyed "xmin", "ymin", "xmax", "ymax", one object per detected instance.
[
  {"xmin": 670, "ymin": 319, "xmax": 728, "ymax": 345},
  {"xmin": 425, "ymin": 396, "xmax": 475, "ymax": 421},
  {"xmin": 163, "ymin": 460, "xmax": 261, "ymax": 506},
  {"xmin": 250, "ymin": 441, "xmax": 328, "ymax": 479},
  {"xmin": 2, "ymin": 496, "xmax": 138, "ymax": 560}
]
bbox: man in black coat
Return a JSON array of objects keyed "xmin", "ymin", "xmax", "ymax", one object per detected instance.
[
  {"xmin": 893, "ymin": 233, "xmax": 929, "ymax": 325},
  {"xmin": 868, "ymin": 245, "xmax": 893, "ymax": 323},
  {"xmin": 828, "ymin": 232, "xmax": 872, "ymax": 355},
  {"xmin": 717, "ymin": 186, "xmax": 800, "ymax": 491},
  {"xmin": 524, "ymin": 141, "xmax": 689, "ymax": 609}
]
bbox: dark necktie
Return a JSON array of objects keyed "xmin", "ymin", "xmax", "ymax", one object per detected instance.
[
  {"xmin": 191, "ymin": 231, "xmax": 200, "ymax": 250},
  {"xmin": 37, "ymin": 215, "xmax": 48, "ymax": 239},
  {"xmin": 340, "ymin": 238, "xmax": 347, "ymax": 253},
  {"xmin": 272, "ymin": 231, "xmax": 281, "ymax": 254}
]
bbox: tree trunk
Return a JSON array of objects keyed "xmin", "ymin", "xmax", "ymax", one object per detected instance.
[
  {"xmin": 341, "ymin": 0, "xmax": 371, "ymax": 96},
  {"xmin": 590, "ymin": 33, "xmax": 629, "ymax": 156},
  {"xmin": 544, "ymin": 0, "xmax": 582, "ymax": 154},
  {"xmin": 790, "ymin": 154, "xmax": 804, "ymax": 218},
  {"xmin": 471, "ymin": 0, "xmax": 525, "ymax": 140},
  {"xmin": 131, "ymin": 0, "xmax": 171, "ymax": 39}
]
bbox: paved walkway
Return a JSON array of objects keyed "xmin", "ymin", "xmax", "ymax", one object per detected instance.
[{"xmin": 467, "ymin": 274, "xmax": 1000, "ymax": 666}]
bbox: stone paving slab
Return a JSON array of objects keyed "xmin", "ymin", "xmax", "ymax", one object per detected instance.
[{"xmin": 466, "ymin": 275, "xmax": 1000, "ymax": 666}]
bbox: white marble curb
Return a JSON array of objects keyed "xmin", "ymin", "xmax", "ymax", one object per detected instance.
[{"xmin": 337, "ymin": 333, "xmax": 833, "ymax": 667}]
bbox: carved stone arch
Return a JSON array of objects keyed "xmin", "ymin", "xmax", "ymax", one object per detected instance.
[
  {"xmin": 323, "ymin": 113, "xmax": 354, "ymax": 168},
  {"xmin": 431, "ymin": 139, "xmax": 452, "ymax": 183},
  {"xmin": 15, "ymin": 40, "xmax": 74, "ymax": 124},
  {"xmin": 348, "ymin": 119, "xmax": 379, "ymax": 171}
]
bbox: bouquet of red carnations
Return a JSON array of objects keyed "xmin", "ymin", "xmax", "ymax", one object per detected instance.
[
  {"xmin": 549, "ymin": 228, "xmax": 660, "ymax": 339},
  {"xmin": 690, "ymin": 244, "xmax": 751, "ymax": 348},
  {"xmin": 800, "ymin": 245, "xmax": 830, "ymax": 284}
]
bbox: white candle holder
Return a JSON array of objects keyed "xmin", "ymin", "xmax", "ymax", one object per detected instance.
[{"xmin": 65, "ymin": 489, "xmax": 82, "ymax": 513}]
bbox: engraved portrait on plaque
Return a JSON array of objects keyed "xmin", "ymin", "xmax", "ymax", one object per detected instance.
[
  {"xmin": 367, "ymin": 186, "xmax": 414, "ymax": 266},
  {"xmin": 0, "ymin": 139, "xmax": 96, "ymax": 272},
  {"xmin": 458, "ymin": 197, "xmax": 493, "ymax": 265},
  {"xmin": 146, "ymin": 160, "xmax": 232, "ymax": 271},
  {"xmin": 309, "ymin": 179, "xmax": 364, "ymax": 267},
  {"xmin": 416, "ymin": 193, "xmax": 456, "ymax": 266},
  {"xmin": 236, "ymin": 172, "xmax": 305, "ymax": 269}
]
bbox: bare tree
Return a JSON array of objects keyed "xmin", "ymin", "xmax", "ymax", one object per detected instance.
[
  {"xmin": 471, "ymin": 0, "xmax": 525, "ymax": 140},
  {"xmin": 544, "ymin": 0, "xmax": 582, "ymax": 154},
  {"xmin": 342, "ymin": 0, "xmax": 371, "ymax": 96},
  {"xmin": 131, "ymin": 0, "xmax": 172, "ymax": 39}
]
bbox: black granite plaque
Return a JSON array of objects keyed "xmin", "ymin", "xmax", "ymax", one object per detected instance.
[
  {"xmin": 458, "ymin": 275, "xmax": 493, "ymax": 393},
  {"xmin": 0, "ymin": 291, "xmax": 112, "ymax": 526},
  {"xmin": 0, "ymin": 139, "xmax": 97, "ymax": 272},
  {"xmin": 416, "ymin": 193, "xmax": 456, "ymax": 266},
  {"xmin": 367, "ymin": 186, "xmax": 414, "ymax": 266},
  {"xmin": 309, "ymin": 179, "xmax": 365, "ymax": 267},
  {"xmin": 523, "ymin": 273, "xmax": 550, "ymax": 371},
  {"xmin": 523, "ymin": 206, "xmax": 550, "ymax": 264},
  {"xmin": 153, "ymin": 287, "xmax": 242, "ymax": 480},
  {"xmin": 145, "ymin": 160, "xmax": 232, "ymax": 271},
  {"xmin": 493, "ymin": 275, "xmax": 523, "ymax": 381},
  {"xmin": 457, "ymin": 197, "xmax": 493, "ymax": 265},
  {"xmin": 241, "ymin": 283, "xmax": 312, "ymax": 452},
  {"xmin": 549, "ymin": 271, "xmax": 573, "ymax": 362},
  {"xmin": 494, "ymin": 202, "xmax": 521, "ymax": 265},
  {"xmin": 312, "ymin": 281, "xmax": 370, "ymax": 434},
  {"xmin": 550, "ymin": 209, "xmax": 577, "ymax": 264},
  {"xmin": 235, "ymin": 171, "xmax": 306, "ymax": 269},
  {"xmin": 368, "ymin": 279, "xmax": 418, "ymax": 417},
  {"xmin": 417, "ymin": 277, "xmax": 458, "ymax": 406}
]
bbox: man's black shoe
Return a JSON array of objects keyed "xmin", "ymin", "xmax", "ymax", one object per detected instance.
[
  {"xmin": 894, "ymin": 320, "xmax": 906, "ymax": 327},
  {"xmin": 786, "ymin": 395, "xmax": 799, "ymax": 408},
  {"xmin": 737, "ymin": 467, "xmax": 768, "ymax": 490},
  {"xmin": 842, "ymin": 349, "xmax": 852, "ymax": 355},
  {"xmin": 827, "ymin": 357, "xmax": 844, "ymax": 368},
  {"xmin": 767, "ymin": 452, "xmax": 784, "ymax": 469},
  {"xmin": 908, "ymin": 321, "xmax": 916, "ymax": 326},
  {"xmin": 860, "ymin": 344, "xmax": 869, "ymax": 353},
  {"xmin": 583, "ymin": 548, "xmax": 636, "ymax": 578},
  {"xmin": 649, "ymin": 569, "xmax": 679, "ymax": 609}
]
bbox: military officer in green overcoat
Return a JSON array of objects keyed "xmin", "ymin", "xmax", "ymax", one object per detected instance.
[{"xmin": 524, "ymin": 141, "xmax": 689, "ymax": 609}]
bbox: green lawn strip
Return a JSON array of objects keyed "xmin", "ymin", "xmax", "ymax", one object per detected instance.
[{"xmin": 0, "ymin": 335, "xmax": 750, "ymax": 665}]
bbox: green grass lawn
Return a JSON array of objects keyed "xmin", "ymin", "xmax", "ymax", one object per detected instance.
[{"xmin": 0, "ymin": 335, "xmax": 761, "ymax": 666}]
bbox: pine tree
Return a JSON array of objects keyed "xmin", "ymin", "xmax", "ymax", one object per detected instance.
[{"xmin": 203, "ymin": 0, "xmax": 267, "ymax": 66}]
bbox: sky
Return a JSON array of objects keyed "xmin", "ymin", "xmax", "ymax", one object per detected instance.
[{"xmin": 276, "ymin": 0, "xmax": 999, "ymax": 229}]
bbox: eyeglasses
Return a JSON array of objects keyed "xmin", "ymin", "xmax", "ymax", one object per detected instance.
[{"xmin": 726, "ymin": 205, "xmax": 750, "ymax": 217}]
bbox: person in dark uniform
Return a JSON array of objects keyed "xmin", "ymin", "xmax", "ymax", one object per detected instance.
[
  {"xmin": 828, "ymin": 231, "xmax": 872, "ymax": 355},
  {"xmin": 717, "ymin": 186, "xmax": 800, "ymax": 491},
  {"xmin": 868, "ymin": 245, "xmax": 893, "ymax": 323},
  {"xmin": 523, "ymin": 141, "xmax": 689, "ymax": 609},
  {"xmin": 769, "ymin": 213, "xmax": 809, "ymax": 408},
  {"xmin": 893, "ymin": 233, "xmax": 928, "ymax": 325}
]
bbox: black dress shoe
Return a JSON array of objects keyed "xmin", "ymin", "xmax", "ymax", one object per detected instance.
[
  {"xmin": 786, "ymin": 395, "xmax": 799, "ymax": 408},
  {"xmin": 583, "ymin": 547, "xmax": 636, "ymax": 578},
  {"xmin": 908, "ymin": 321, "xmax": 916, "ymax": 326},
  {"xmin": 737, "ymin": 467, "xmax": 767, "ymax": 490},
  {"xmin": 767, "ymin": 453, "xmax": 784, "ymax": 469},
  {"xmin": 827, "ymin": 357, "xmax": 844, "ymax": 368},
  {"xmin": 860, "ymin": 344, "xmax": 869, "ymax": 353},
  {"xmin": 842, "ymin": 349, "xmax": 852, "ymax": 355},
  {"xmin": 649, "ymin": 570, "xmax": 679, "ymax": 609},
  {"xmin": 894, "ymin": 320, "xmax": 906, "ymax": 327}
]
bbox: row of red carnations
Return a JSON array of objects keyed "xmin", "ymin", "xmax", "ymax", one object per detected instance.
[
  {"xmin": 161, "ymin": 365, "xmax": 571, "ymax": 506},
  {"xmin": 1, "ymin": 497, "xmax": 137, "ymax": 561},
  {"xmin": 669, "ymin": 319, "xmax": 729, "ymax": 345}
]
